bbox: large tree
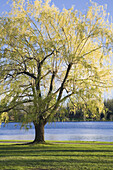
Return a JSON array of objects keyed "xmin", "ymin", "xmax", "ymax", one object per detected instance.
[{"xmin": 0, "ymin": 0, "xmax": 113, "ymax": 143}]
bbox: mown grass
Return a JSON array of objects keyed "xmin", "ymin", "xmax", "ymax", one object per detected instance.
[{"xmin": 0, "ymin": 141, "xmax": 113, "ymax": 170}]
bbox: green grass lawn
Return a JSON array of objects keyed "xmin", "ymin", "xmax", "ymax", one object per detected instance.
[{"xmin": 0, "ymin": 141, "xmax": 113, "ymax": 170}]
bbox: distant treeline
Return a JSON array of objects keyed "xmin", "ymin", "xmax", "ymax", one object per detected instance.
[
  {"xmin": 9, "ymin": 99, "xmax": 113, "ymax": 122},
  {"xmin": 54, "ymin": 99, "xmax": 113, "ymax": 122},
  {"xmin": 104, "ymin": 99, "xmax": 113, "ymax": 120}
]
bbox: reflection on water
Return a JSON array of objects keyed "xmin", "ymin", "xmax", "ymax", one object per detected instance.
[{"xmin": 0, "ymin": 122, "xmax": 113, "ymax": 141}]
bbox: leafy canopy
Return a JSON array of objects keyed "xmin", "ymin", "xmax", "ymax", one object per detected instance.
[{"xmin": 0, "ymin": 0, "xmax": 113, "ymax": 125}]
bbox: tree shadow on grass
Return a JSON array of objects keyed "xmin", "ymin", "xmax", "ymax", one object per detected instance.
[
  {"xmin": 1, "ymin": 157, "xmax": 113, "ymax": 170},
  {"xmin": 1, "ymin": 143, "xmax": 113, "ymax": 152},
  {"xmin": 1, "ymin": 144, "xmax": 113, "ymax": 169}
]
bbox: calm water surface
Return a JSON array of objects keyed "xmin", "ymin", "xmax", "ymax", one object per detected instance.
[{"xmin": 0, "ymin": 122, "xmax": 113, "ymax": 142}]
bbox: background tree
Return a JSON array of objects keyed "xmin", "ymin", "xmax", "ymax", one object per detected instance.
[
  {"xmin": 0, "ymin": 0, "xmax": 113, "ymax": 143},
  {"xmin": 104, "ymin": 99, "xmax": 113, "ymax": 120}
]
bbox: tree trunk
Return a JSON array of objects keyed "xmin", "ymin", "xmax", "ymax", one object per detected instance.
[{"xmin": 33, "ymin": 121, "xmax": 45, "ymax": 143}]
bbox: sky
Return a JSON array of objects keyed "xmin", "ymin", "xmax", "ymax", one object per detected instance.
[
  {"xmin": 1, "ymin": 0, "xmax": 113, "ymax": 16},
  {"xmin": 0, "ymin": 0, "xmax": 113, "ymax": 99}
]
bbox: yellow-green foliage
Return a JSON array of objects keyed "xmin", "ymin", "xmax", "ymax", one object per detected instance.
[{"xmin": 0, "ymin": 0, "xmax": 113, "ymax": 124}]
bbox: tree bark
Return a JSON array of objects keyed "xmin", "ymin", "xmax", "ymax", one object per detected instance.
[{"xmin": 33, "ymin": 121, "xmax": 45, "ymax": 143}]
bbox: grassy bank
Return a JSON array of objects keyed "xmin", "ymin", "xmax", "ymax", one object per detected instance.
[{"xmin": 0, "ymin": 141, "xmax": 113, "ymax": 170}]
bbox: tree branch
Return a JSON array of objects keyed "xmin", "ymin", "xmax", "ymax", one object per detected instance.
[
  {"xmin": 35, "ymin": 51, "xmax": 54, "ymax": 97},
  {"xmin": 40, "ymin": 50, "xmax": 54, "ymax": 65},
  {"xmin": 36, "ymin": 61, "xmax": 41, "ymax": 97},
  {"xmin": 57, "ymin": 63, "xmax": 72, "ymax": 102},
  {"xmin": 0, "ymin": 100, "xmax": 33, "ymax": 114},
  {"xmin": 82, "ymin": 45, "xmax": 103, "ymax": 58},
  {"xmin": 47, "ymin": 71, "xmax": 56, "ymax": 96},
  {"xmin": 41, "ymin": 70, "xmax": 51, "ymax": 80},
  {"xmin": 43, "ymin": 63, "xmax": 73, "ymax": 123},
  {"xmin": 59, "ymin": 92, "xmax": 74, "ymax": 103},
  {"xmin": 17, "ymin": 71, "xmax": 36, "ymax": 79}
]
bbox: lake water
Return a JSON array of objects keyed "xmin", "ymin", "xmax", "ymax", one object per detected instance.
[{"xmin": 0, "ymin": 122, "xmax": 113, "ymax": 142}]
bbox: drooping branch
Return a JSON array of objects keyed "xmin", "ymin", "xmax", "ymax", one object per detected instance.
[
  {"xmin": 82, "ymin": 46, "xmax": 103, "ymax": 58},
  {"xmin": 0, "ymin": 100, "xmax": 33, "ymax": 114},
  {"xmin": 4, "ymin": 73, "xmax": 14, "ymax": 80},
  {"xmin": 8, "ymin": 43, "xmax": 27, "ymax": 70},
  {"xmin": 3, "ymin": 69, "xmax": 36, "ymax": 81},
  {"xmin": 0, "ymin": 107, "xmax": 14, "ymax": 114},
  {"xmin": 17, "ymin": 71, "xmax": 36, "ymax": 80}
]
